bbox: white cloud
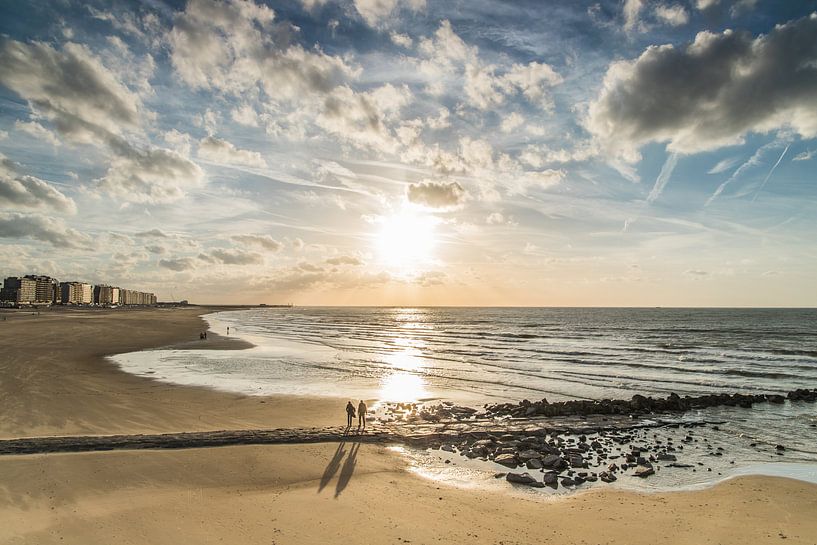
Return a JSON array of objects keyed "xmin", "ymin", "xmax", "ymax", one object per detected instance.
[
  {"xmin": 0, "ymin": 212, "xmax": 90, "ymax": 248},
  {"xmin": 793, "ymin": 149, "xmax": 816, "ymax": 162},
  {"xmin": 159, "ymin": 257, "xmax": 197, "ymax": 271},
  {"xmin": 198, "ymin": 135, "xmax": 267, "ymax": 168},
  {"xmin": 654, "ymin": 4, "xmax": 689, "ymax": 26},
  {"xmin": 389, "ymin": 31, "xmax": 413, "ymax": 48},
  {"xmin": 14, "ymin": 120, "xmax": 60, "ymax": 146},
  {"xmin": 98, "ymin": 145, "xmax": 205, "ymax": 204},
  {"xmin": 353, "ymin": 0, "xmax": 426, "ymax": 28},
  {"xmin": 231, "ymin": 103, "xmax": 259, "ymax": 127},
  {"xmin": 500, "ymin": 112, "xmax": 524, "ymax": 133},
  {"xmin": 708, "ymin": 156, "xmax": 740, "ymax": 174},
  {"xmin": 0, "ymin": 155, "xmax": 76, "ymax": 214},
  {"xmin": 587, "ymin": 14, "xmax": 817, "ymax": 160},
  {"xmin": 623, "ymin": 0, "xmax": 645, "ymax": 33}
]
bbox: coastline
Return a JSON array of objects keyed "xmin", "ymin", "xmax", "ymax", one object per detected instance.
[{"xmin": 1, "ymin": 306, "xmax": 816, "ymax": 544}]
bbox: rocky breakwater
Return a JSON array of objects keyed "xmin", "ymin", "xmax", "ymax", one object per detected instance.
[
  {"xmin": 430, "ymin": 425, "xmax": 703, "ymax": 490},
  {"xmin": 480, "ymin": 388, "xmax": 817, "ymax": 419}
]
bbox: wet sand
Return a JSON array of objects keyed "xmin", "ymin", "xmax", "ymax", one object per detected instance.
[{"xmin": 1, "ymin": 306, "xmax": 816, "ymax": 544}]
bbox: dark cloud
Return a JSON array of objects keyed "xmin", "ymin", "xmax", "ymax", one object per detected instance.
[
  {"xmin": 587, "ymin": 13, "xmax": 817, "ymax": 157},
  {"xmin": 0, "ymin": 155, "xmax": 76, "ymax": 214},
  {"xmin": 325, "ymin": 255, "xmax": 362, "ymax": 266},
  {"xmin": 407, "ymin": 180, "xmax": 466, "ymax": 208},
  {"xmin": 159, "ymin": 257, "xmax": 197, "ymax": 271},
  {"xmin": 0, "ymin": 212, "xmax": 90, "ymax": 248}
]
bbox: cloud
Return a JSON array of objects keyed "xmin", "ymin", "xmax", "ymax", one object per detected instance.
[
  {"xmin": 208, "ymin": 248, "xmax": 264, "ymax": 265},
  {"xmin": 325, "ymin": 255, "xmax": 362, "ymax": 266},
  {"xmin": 587, "ymin": 14, "xmax": 817, "ymax": 160},
  {"xmin": 654, "ymin": 4, "xmax": 689, "ymax": 26},
  {"xmin": 14, "ymin": 120, "xmax": 60, "ymax": 146},
  {"xmin": 407, "ymin": 180, "xmax": 466, "ymax": 208},
  {"xmin": 135, "ymin": 228, "xmax": 168, "ymax": 238},
  {"xmin": 159, "ymin": 257, "xmax": 197, "ymax": 271},
  {"xmin": 0, "ymin": 39, "xmax": 141, "ymax": 140},
  {"xmin": 708, "ymin": 156, "xmax": 740, "ymax": 174},
  {"xmin": 198, "ymin": 136, "xmax": 267, "ymax": 168},
  {"xmin": 500, "ymin": 112, "xmax": 524, "ymax": 133},
  {"xmin": 793, "ymin": 149, "xmax": 816, "ymax": 161},
  {"xmin": 231, "ymin": 234, "xmax": 282, "ymax": 251},
  {"xmin": 0, "ymin": 155, "xmax": 76, "ymax": 214},
  {"xmin": 0, "ymin": 212, "xmax": 90, "ymax": 248},
  {"xmin": 353, "ymin": 0, "xmax": 425, "ymax": 27},
  {"xmin": 623, "ymin": 0, "xmax": 645, "ymax": 33},
  {"xmin": 684, "ymin": 269, "xmax": 708, "ymax": 276},
  {"xmin": 646, "ymin": 152, "xmax": 679, "ymax": 203},
  {"xmin": 169, "ymin": 0, "xmax": 355, "ymax": 101},
  {"xmin": 389, "ymin": 31, "xmax": 413, "ymax": 48},
  {"xmin": 145, "ymin": 244, "xmax": 167, "ymax": 254},
  {"xmin": 97, "ymin": 144, "xmax": 205, "ymax": 204}
]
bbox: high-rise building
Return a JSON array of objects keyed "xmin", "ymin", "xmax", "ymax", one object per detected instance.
[
  {"xmin": 60, "ymin": 282, "xmax": 92, "ymax": 304},
  {"xmin": 1, "ymin": 277, "xmax": 37, "ymax": 304},
  {"xmin": 25, "ymin": 275, "xmax": 60, "ymax": 304},
  {"xmin": 93, "ymin": 285, "xmax": 116, "ymax": 305}
]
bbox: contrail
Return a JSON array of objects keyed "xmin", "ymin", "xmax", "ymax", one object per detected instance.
[
  {"xmin": 706, "ymin": 141, "xmax": 775, "ymax": 206},
  {"xmin": 646, "ymin": 152, "xmax": 679, "ymax": 203},
  {"xmin": 751, "ymin": 144, "xmax": 789, "ymax": 202}
]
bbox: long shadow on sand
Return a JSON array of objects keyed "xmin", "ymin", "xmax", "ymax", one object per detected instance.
[
  {"xmin": 317, "ymin": 440, "xmax": 360, "ymax": 497},
  {"xmin": 335, "ymin": 442, "xmax": 359, "ymax": 498}
]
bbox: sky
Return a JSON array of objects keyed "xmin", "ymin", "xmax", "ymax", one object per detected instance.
[{"xmin": 0, "ymin": 0, "xmax": 816, "ymax": 306}]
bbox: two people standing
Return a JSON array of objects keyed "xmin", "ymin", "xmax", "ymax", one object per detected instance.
[{"xmin": 345, "ymin": 400, "xmax": 367, "ymax": 432}]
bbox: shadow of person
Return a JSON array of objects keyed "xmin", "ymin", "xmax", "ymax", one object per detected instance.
[
  {"xmin": 335, "ymin": 441, "xmax": 360, "ymax": 498},
  {"xmin": 319, "ymin": 441, "xmax": 346, "ymax": 493}
]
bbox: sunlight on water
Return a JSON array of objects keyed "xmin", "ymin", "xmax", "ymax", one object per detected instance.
[{"xmin": 380, "ymin": 371, "xmax": 429, "ymax": 402}]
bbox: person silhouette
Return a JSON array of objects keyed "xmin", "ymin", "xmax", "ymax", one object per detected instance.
[
  {"xmin": 345, "ymin": 400, "xmax": 356, "ymax": 429},
  {"xmin": 357, "ymin": 400, "xmax": 367, "ymax": 431}
]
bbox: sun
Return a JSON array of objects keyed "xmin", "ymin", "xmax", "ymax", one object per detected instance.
[{"xmin": 376, "ymin": 210, "xmax": 437, "ymax": 269}]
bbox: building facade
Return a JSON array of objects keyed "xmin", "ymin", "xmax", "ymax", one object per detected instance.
[
  {"xmin": 0, "ymin": 277, "xmax": 37, "ymax": 304},
  {"xmin": 60, "ymin": 282, "xmax": 93, "ymax": 304}
]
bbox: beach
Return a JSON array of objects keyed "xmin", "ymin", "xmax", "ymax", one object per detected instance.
[{"xmin": 1, "ymin": 307, "xmax": 816, "ymax": 544}]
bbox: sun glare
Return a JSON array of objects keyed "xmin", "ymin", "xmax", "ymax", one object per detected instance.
[{"xmin": 376, "ymin": 210, "xmax": 437, "ymax": 269}]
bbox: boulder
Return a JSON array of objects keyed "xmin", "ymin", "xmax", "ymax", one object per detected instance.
[
  {"xmin": 506, "ymin": 472, "xmax": 539, "ymax": 486},
  {"xmin": 526, "ymin": 458, "xmax": 543, "ymax": 470},
  {"xmin": 634, "ymin": 465, "xmax": 655, "ymax": 478},
  {"xmin": 494, "ymin": 453, "xmax": 518, "ymax": 467},
  {"xmin": 517, "ymin": 449, "xmax": 542, "ymax": 461}
]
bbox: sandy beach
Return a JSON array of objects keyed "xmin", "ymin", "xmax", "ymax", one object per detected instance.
[{"xmin": 1, "ymin": 307, "xmax": 816, "ymax": 544}]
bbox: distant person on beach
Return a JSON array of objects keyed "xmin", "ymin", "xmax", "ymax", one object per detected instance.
[
  {"xmin": 227, "ymin": 326, "xmax": 230, "ymax": 335},
  {"xmin": 357, "ymin": 400, "xmax": 367, "ymax": 430},
  {"xmin": 345, "ymin": 401, "xmax": 356, "ymax": 428},
  {"xmin": 203, "ymin": 331, "xmax": 207, "ymax": 339},
  {"xmin": 199, "ymin": 332, "xmax": 204, "ymax": 340}
]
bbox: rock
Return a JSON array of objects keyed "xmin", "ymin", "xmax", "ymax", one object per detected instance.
[
  {"xmin": 634, "ymin": 465, "xmax": 655, "ymax": 478},
  {"xmin": 541, "ymin": 454, "xmax": 563, "ymax": 468},
  {"xmin": 506, "ymin": 472, "xmax": 539, "ymax": 486},
  {"xmin": 526, "ymin": 458, "xmax": 543, "ymax": 470},
  {"xmin": 657, "ymin": 453, "xmax": 677, "ymax": 461},
  {"xmin": 494, "ymin": 453, "xmax": 518, "ymax": 467},
  {"xmin": 560, "ymin": 477, "xmax": 576, "ymax": 487},
  {"xmin": 568, "ymin": 453, "xmax": 585, "ymax": 468},
  {"xmin": 440, "ymin": 444, "xmax": 455, "ymax": 452},
  {"xmin": 600, "ymin": 471, "xmax": 617, "ymax": 483},
  {"xmin": 517, "ymin": 449, "xmax": 542, "ymax": 461},
  {"xmin": 493, "ymin": 472, "xmax": 507, "ymax": 479},
  {"xmin": 776, "ymin": 444, "xmax": 786, "ymax": 451}
]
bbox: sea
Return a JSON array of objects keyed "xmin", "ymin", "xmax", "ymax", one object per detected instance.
[{"xmin": 110, "ymin": 307, "xmax": 817, "ymax": 492}]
